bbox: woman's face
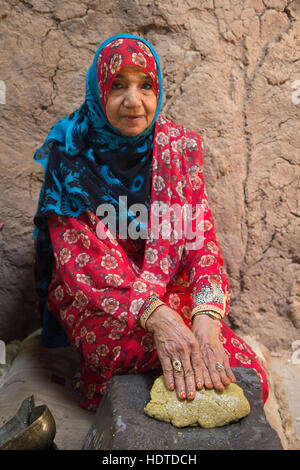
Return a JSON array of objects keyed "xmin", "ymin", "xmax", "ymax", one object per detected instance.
[{"xmin": 105, "ymin": 65, "xmax": 157, "ymax": 137}]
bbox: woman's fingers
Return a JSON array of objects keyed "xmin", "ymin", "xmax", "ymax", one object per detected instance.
[
  {"xmin": 200, "ymin": 343, "xmax": 236, "ymax": 390},
  {"xmin": 173, "ymin": 361, "xmax": 188, "ymax": 399},
  {"xmin": 159, "ymin": 355, "xmax": 175, "ymax": 391},
  {"xmin": 159, "ymin": 344, "xmax": 234, "ymax": 398},
  {"xmin": 215, "ymin": 362, "xmax": 231, "ymax": 388},
  {"xmin": 223, "ymin": 353, "xmax": 236, "ymax": 383},
  {"xmin": 200, "ymin": 343, "xmax": 225, "ymax": 390},
  {"xmin": 192, "ymin": 315, "xmax": 236, "ymax": 391},
  {"xmin": 179, "ymin": 353, "xmax": 197, "ymax": 399},
  {"xmin": 159, "ymin": 345, "xmax": 202, "ymax": 400},
  {"xmin": 200, "ymin": 360, "xmax": 214, "ymax": 389},
  {"xmin": 214, "ymin": 351, "xmax": 236, "ymax": 386},
  {"xmin": 160, "ymin": 354, "xmax": 189, "ymax": 399},
  {"xmin": 190, "ymin": 350, "xmax": 204, "ymax": 391}
]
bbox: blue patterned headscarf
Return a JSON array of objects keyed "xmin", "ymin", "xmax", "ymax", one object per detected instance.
[{"xmin": 33, "ymin": 34, "xmax": 163, "ymax": 347}]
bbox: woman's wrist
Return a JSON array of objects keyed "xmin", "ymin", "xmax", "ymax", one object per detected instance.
[
  {"xmin": 192, "ymin": 312, "xmax": 222, "ymax": 333},
  {"xmin": 191, "ymin": 308, "xmax": 222, "ymax": 323},
  {"xmin": 144, "ymin": 304, "xmax": 166, "ymax": 332},
  {"xmin": 140, "ymin": 296, "xmax": 166, "ymax": 330}
]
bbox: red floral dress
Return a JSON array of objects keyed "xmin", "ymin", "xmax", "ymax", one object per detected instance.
[{"xmin": 47, "ymin": 115, "xmax": 269, "ymax": 410}]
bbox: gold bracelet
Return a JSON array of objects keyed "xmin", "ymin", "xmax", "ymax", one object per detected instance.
[
  {"xmin": 191, "ymin": 309, "xmax": 222, "ymax": 322},
  {"xmin": 140, "ymin": 299, "xmax": 165, "ymax": 329}
]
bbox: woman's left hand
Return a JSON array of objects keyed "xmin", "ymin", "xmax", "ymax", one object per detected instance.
[{"xmin": 191, "ymin": 314, "xmax": 236, "ymax": 391}]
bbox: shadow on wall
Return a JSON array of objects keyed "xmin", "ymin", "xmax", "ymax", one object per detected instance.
[{"xmin": 0, "ymin": 225, "xmax": 40, "ymax": 343}]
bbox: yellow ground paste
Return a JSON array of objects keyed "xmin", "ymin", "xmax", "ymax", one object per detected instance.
[{"xmin": 144, "ymin": 376, "xmax": 250, "ymax": 428}]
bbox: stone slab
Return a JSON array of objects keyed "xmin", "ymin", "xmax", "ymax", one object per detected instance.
[{"xmin": 82, "ymin": 367, "xmax": 282, "ymax": 450}]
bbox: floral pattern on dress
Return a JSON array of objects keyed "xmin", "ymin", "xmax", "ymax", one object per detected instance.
[{"xmin": 47, "ymin": 116, "xmax": 269, "ymax": 410}]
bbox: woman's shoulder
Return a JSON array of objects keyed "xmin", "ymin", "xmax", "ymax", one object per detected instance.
[
  {"xmin": 156, "ymin": 114, "xmax": 203, "ymax": 145},
  {"xmin": 155, "ymin": 114, "xmax": 204, "ymax": 159}
]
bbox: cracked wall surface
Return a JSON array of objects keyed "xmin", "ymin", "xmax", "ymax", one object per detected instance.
[{"xmin": 0, "ymin": 0, "xmax": 299, "ymax": 349}]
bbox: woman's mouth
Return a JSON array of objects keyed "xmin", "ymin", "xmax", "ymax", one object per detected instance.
[{"xmin": 123, "ymin": 115, "xmax": 144, "ymax": 122}]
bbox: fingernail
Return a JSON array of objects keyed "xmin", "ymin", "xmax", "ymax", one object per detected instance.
[
  {"xmin": 170, "ymin": 384, "xmax": 174, "ymax": 390},
  {"xmin": 181, "ymin": 392, "xmax": 186, "ymax": 399},
  {"xmin": 197, "ymin": 382, "xmax": 202, "ymax": 390},
  {"xmin": 188, "ymin": 392, "xmax": 195, "ymax": 399}
]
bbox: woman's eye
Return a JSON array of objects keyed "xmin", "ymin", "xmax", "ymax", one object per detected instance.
[
  {"xmin": 142, "ymin": 82, "xmax": 153, "ymax": 90},
  {"xmin": 111, "ymin": 82, "xmax": 123, "ymax": 89}
]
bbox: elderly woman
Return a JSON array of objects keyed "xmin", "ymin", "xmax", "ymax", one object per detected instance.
[{"xmin": 33, "ymin": 34, "xmax": 268, "ymax": 411}]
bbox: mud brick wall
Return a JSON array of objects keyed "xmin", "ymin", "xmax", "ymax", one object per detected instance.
[{"xmin": 0, "ymin": 0, "xmax": 299, "ymax": 349}]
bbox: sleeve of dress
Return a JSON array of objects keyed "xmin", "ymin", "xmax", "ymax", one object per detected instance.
[
  {"xmin": 181, "ymin": 131, "xmax": 231, "ymax": 319},
  {"xmin": 47, "ymin": 209, "xmax": 168, "ymax": 334},
  {"xmin": 47, "ymin": 210, "xmax": 142, "ymax": 317}
]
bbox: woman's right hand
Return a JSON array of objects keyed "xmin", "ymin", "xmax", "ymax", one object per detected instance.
[{"xmin": 146, "ymin": 304, "xmax": 204, "ymax": 400}]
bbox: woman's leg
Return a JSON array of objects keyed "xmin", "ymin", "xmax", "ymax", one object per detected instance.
[{"xmin": 70, "ymin": 310, "xmax": 160, "ymax": 410}]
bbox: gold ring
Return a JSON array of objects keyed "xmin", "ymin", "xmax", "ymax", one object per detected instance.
[
  {"xmin": 215, "ymin": 361, "xmax": 224, "ymax": 371},
  {"xmin": 172, "ymin": 360, "xmax": 182, "ymax": 372}
]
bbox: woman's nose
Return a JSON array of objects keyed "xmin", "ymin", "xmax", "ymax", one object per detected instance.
[{"xmin": 123, "ymin": 86, "xmax": 140, "ymax": 107}]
